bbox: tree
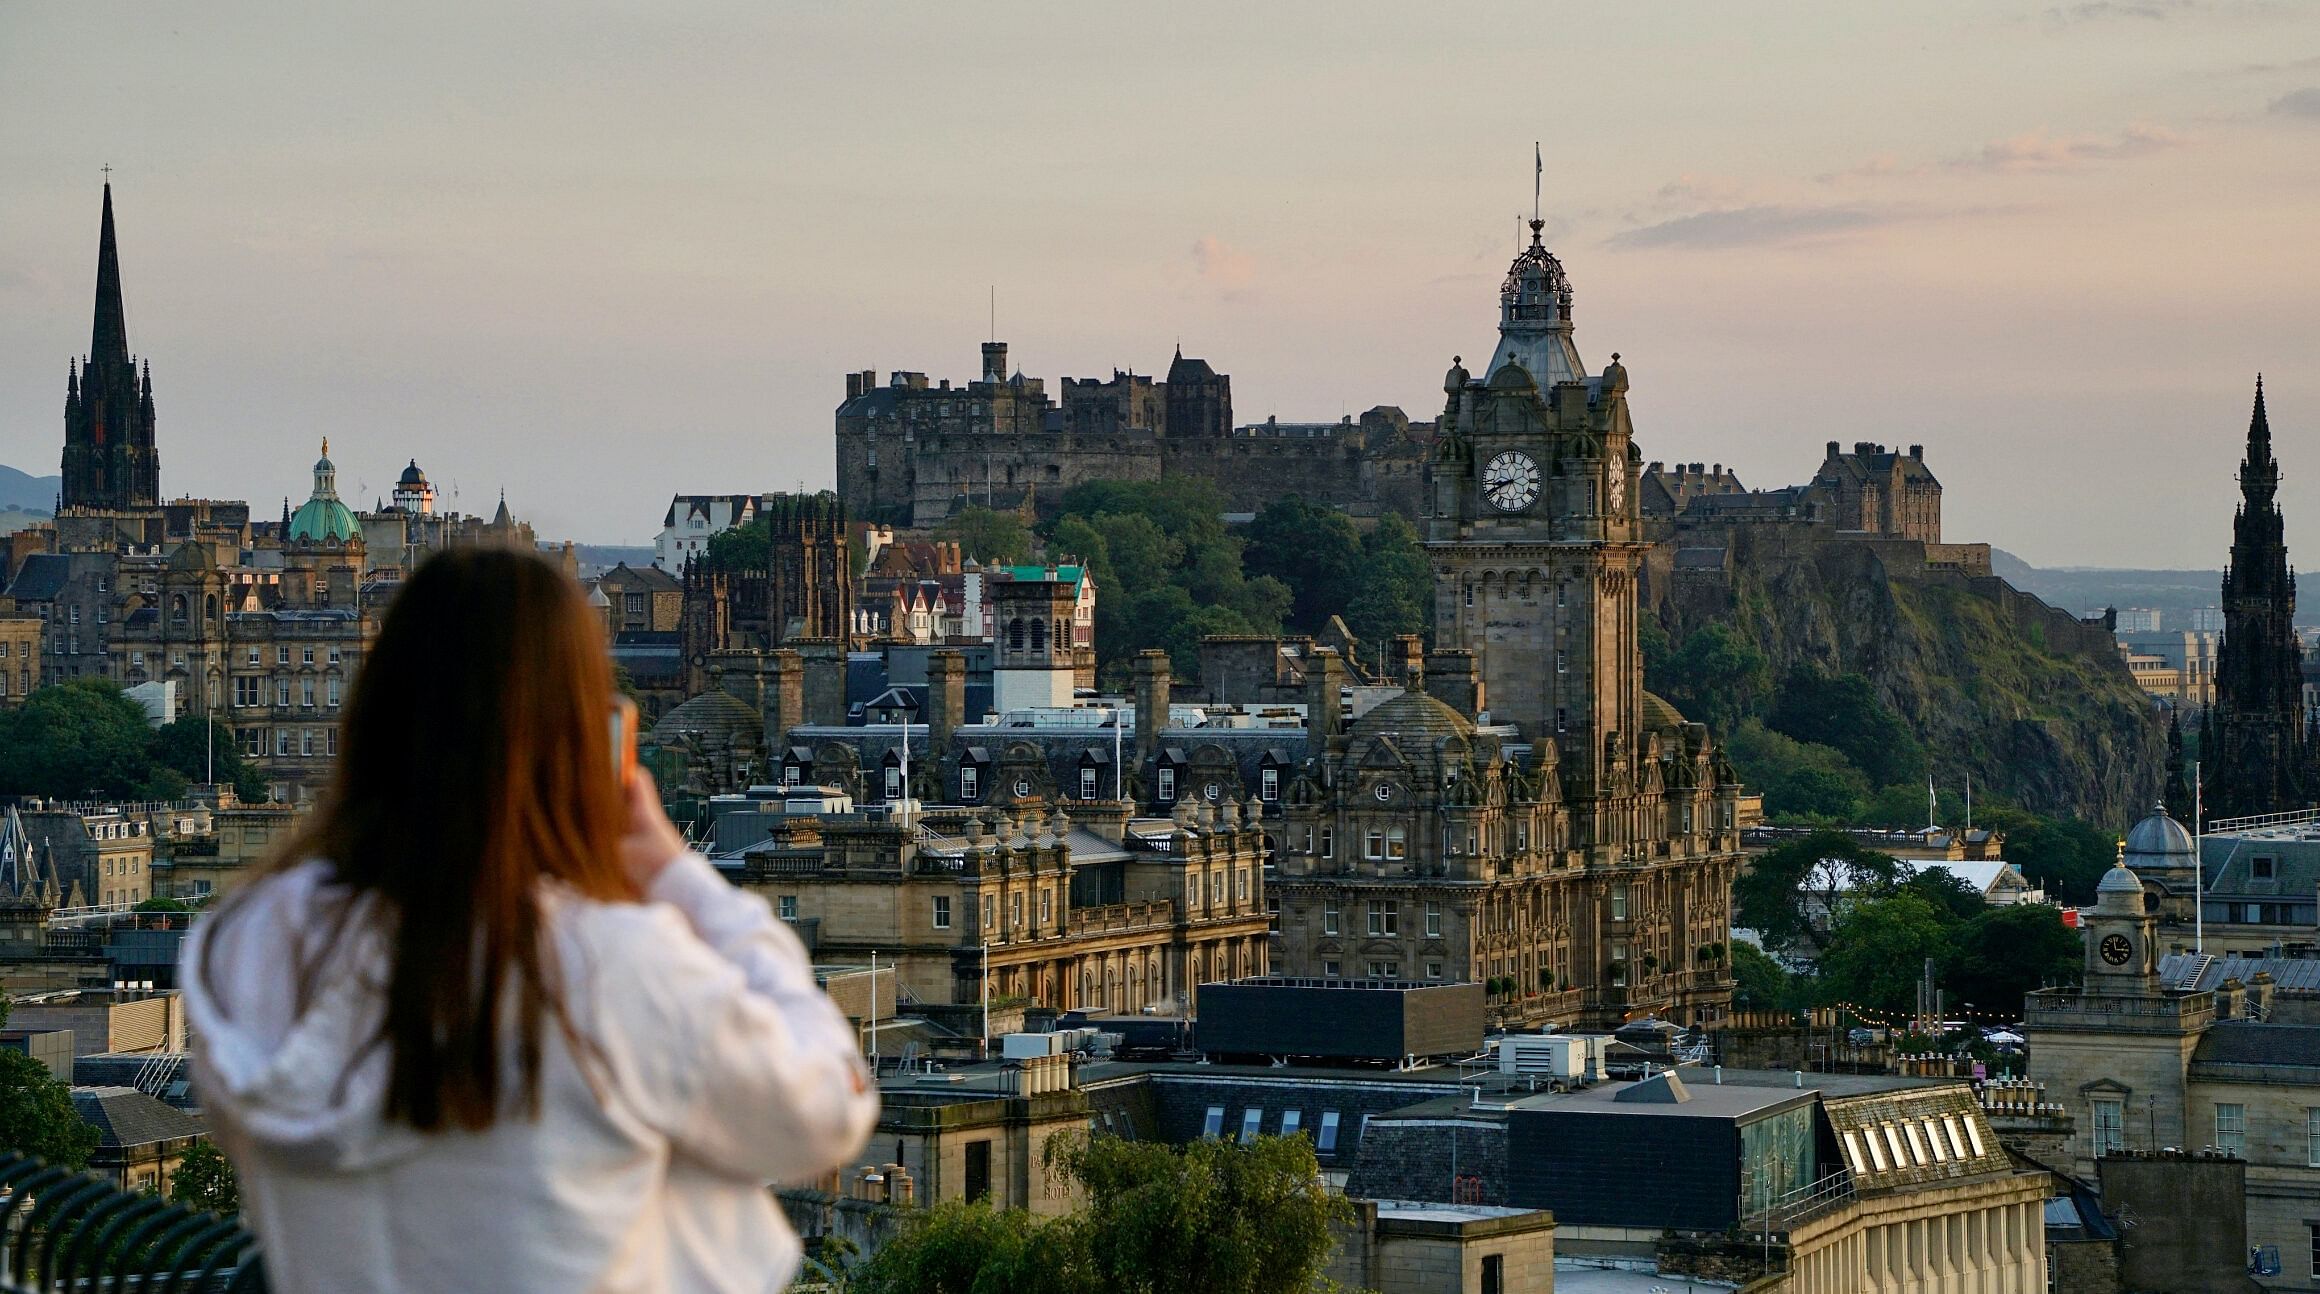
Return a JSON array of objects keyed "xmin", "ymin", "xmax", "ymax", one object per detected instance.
[
  {"xmin": 1242, "ymin": 496, "xmax": 1362, "ymax": 634},
  {"xmin": 1734, "ymin": 831, "xmax": 1902, "ymax": 955},
  {"xmin": 1725, "ymin": 722, "xmax": 1870, "ymax": 823},
  {"xmin": 1896, "ymin": 865, "xmax": 1987, "ymax": 925},
  {"xmin": 0, "ymin": 1049, "xmax": 98, "ymax": 1170},
  {"xmin": 1976, "ymin": 807, "xmax": 2115, "ymax": 906},
  {"xmin": 149, "ymin": 714, "xmax": 268, "ymax": 803},
  {"xmin": 852, "ymin": 1134, "xmax": 1347, "ymax": 1294},
  {"xmin": 1650, "ymin": 624, "xmax": 1771, "ymax": 736},
  {"xmin": 847, "ymin": 1199, "xmax": 1087, "ymax": 1294},
  {"xmin": 1942, "ymin": 903, "xmax": 2082, "ymax": 1018},
  {"xmin": 1054, "ymin": 1133, "xmax": 1349, "ymax": 1294},
  {"xmin": 167, "ymin": 1140, "xmax": 241, "ymax": 1215},
  {"xmin": 1731, "ymin": 942, "xmax": 1797, "ymax": 1011},
  {"xmin": 1765, "ymin": 665, "xmax": 1926, "ymax": 789},
  {"xmin": 0, "ymin": 678, "xmax": 158, "ymax": 800},
  {"xmin": 701, "ymin": 517, "xmax": 770, "ymax": 571},
  {"xmin": 1818, "ymin": 894, "xmax": 1951, "ymax": 1017},
  {"xmin": 938, "ymin": 507, "xmax": 1034, "ymax": 566},
  {"xmin": 1347, "ymin": 513, "xmax": 1432, "ymax": 646}
]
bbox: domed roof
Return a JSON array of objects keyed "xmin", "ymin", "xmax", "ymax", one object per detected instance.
[
  {"xmin": 2124, "ymin": 804, "xmax": 2195, "ymax": 860},
  {"xmin": 397, "ymin": 458, "xmax": 429, "ymax": 488},
  {"xmin": 289, "ymin": 437, "xmax": 361, "ymax": 545},
  {"xmin": 165, "ymin": 541, "xmax": 216, "ymax": 573},
  {"xmin": 2097, "ymin": 860, "xmax": 2145, "ymax": 897},
  {"xmin": 289, "ymin": 496, "xmax": 360, "ymax": 544},
  {"xmin": 1641, "ymin": 690, "xmax": 1686, "ymax": 735},
  {"xmin": 1350, "ymin": 688, "xmax": 1474, "ymax": 744}
]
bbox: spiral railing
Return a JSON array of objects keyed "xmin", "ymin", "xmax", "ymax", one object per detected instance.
[{"xmin": 0, "ymin": 1154, "xmax": 265, "ymax": 1292}]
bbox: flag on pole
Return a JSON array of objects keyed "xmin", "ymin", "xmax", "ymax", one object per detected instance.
[{"xmin": 1533, "ymin": 142, "xmax": 1543, "ymax": 221}]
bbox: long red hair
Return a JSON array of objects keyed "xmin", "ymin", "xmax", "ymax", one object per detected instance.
[{"xmin": 208, "ymin": 546, "xmax": 637, "ymax": 1131}]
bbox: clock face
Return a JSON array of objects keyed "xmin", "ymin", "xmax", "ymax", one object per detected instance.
[
  {"xmin": 2099, "ymin": 934, "xmax": 2133, "ymax": 966},
  {"xmin": 1483, "ymin": 451, "xmax": 1541, "ymax": 512}
]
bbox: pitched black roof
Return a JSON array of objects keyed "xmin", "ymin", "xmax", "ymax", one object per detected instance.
[
  {"xmin": 4, "ymin": 553, "xmax": 74, "ymax": 602},
  {"xmin": 70, "ymin": 1086, "xmax": 207, "ymax": 1148}
]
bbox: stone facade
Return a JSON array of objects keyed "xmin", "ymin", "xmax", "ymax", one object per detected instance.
[
  {"xmin": 0, "ymin": 612, "xmax": 39, "ymax": 704},
  {"xmin": 834, "ymin": 341, "xmax": 1433, "ymax": 526},
  {"xmin": 1265, "ymin": 220, "xmax": 1743, "ymax": 1029},
  {"xmin": 678, "ymin": 492, "xmax": 853, "ymax": 696}
]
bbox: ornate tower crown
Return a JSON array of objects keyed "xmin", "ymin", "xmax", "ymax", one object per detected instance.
[{"xmin": 1484, "ymin": 219, "xmax": 1586, "ymax": 388}]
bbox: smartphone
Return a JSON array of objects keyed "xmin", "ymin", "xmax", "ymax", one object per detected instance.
[{"xmin": 611, "ymin": 697, "xmax": 640, "ymax": 785}]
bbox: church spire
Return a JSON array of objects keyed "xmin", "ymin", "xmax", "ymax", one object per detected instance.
[{"xmin": 91, "ymin": 182, "xmax": 129, "ymax": 368}]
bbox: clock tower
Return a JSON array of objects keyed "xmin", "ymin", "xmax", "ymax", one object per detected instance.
[
  {"xmin": 1429, "ymin": 218, "xmax": 1649, "ymax": 840},
  {"xmin": 2085, "ymin": 849, "xmax": 2160, "ymax": 994}
]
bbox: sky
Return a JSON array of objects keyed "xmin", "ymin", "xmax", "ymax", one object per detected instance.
[{"xmin": 4, "ymin": 1, "xmax": 2319, "ymax": 566}]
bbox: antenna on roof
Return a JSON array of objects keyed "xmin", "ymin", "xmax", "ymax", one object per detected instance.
[{"xmin": 1534, "ymin": 141, "xmax": 1543, "ymax": 225}]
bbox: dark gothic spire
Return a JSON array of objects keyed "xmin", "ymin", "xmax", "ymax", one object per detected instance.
[{"xmin": 91, "ymin": 182, "xmax": 129, "ymax": 368}]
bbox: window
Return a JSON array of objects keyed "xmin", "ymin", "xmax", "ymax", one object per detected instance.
[
  {"xmin": 1320, "ymin": 828, "xmax": 1333, "ymax": 859},
  {"xmin": 246, "ymin": 648, "xmax": 259, "ymax": 667},
  {"xmin": 1883, "ymin": 1125, "xmax": 1907, "ymax": 1169},
  {"xmin": 1011, "ymin": 893, "xmax": 1024, "ymax": 931},
  {"xmin": 1157, "ymin": 767, "xmax": 1176, "ymax": 801},
  {"xmin": 1942, "ymin": 1116, "xmax": 1968, "ymax": 1160},
  {"xmin": 1425, "ymin": 901, "xmax": 1442, "ymax": 937},
  {"xmin": 1385, "ymin": 827, "xmax": 1406, "ymax": 860},
  {"xmin": 2255, "ymin": 856, "xmax": 2277, "ymax": 879},
  {"xmin": 274, "ymin": 730, "xmax": 290, "ymax": 756},
  {"xmin": 1317, "ymin": 1111, "xmax": 1341, "ymax": 1152},
  {"xmin": 301, "ymin": 679, "xmax": 315, "ymax": 708},
  {"xmin": 1080, "ymin": 766, "xmax": 1097, "ymax": 799},
  {"xmin": 1202, "ymin": 1107, "xmax": 1225, "ymax": 1139},
  {"xmin": 301, "ymin": 730, "xmax": 316, "ymax": 757},
  {"xmin": 884, "ymin": 766, "xmax": 902, "ymax": 799},
  {"xmin": 1482, "ymin": 1254, "xmax": 1504, "ymax": 1294},
  {"xmin": 2216, "ymin": 1103, "xmax": 2246, "ymax": 1156},
  {"xmin": 778, "ymin": 895, "xmax": 798, "ymax": 920},
  {"xmin": 1963, "ymin": 1117, "xmax": 1986, "ymax": 1158},
  {"xmin": 983, "ymin": 895, "xmax": 994, "ymax": 931},
  {"xmin": 1365, "ymin": 829, "xmax": 1385, "ymax": 860},
  {"xmin": 1323, "ymin": 901, "xmax": 1340, "ymax": 936},
  {"xmin": 1921, "ymin": 1119, "xmax": 1947, "ymax": 1162},
  {"xmin": 234, "ymin": 677, "xmax": 259, "ymax": 707},
  {"xmin": 1280, "ymin": 1110, "xmax": 1302, "ymax": 1137},
  {"xmin": 327, "ymin": 678, "xmax": 341, "ymax": 708},
  {"xmin": 277, "ymin": 646, "xmax": 290, "ymax": 665},
  {"xmin": 2092, "ymin": 1098, "xmax": 2125, "ymax": 1156},
  {"xmin": 302, "ymin": 647, "xmax": 315, "ymax": 666},
  {"xmin": 1842, "ymin": 1130, "xmax": 1869, "ymax": 1175},
  {"xmin": 1555, "ymin": 650, "xmax": 1567, "ymax": 674},
  {"xmin": 1426, "ymin": 961, "xmax": 1444, "ymax": 980},
  {"xmin": 783, "ymin": 763, "xmax": 802, "ymax": 787},
  {"xmin": 1610, "ymin": 885, "xmax": 1628, "ymax": 921},
  {"xmin": 1039, "ymin": 889, "xmax": 1051, "ymax": 924},
  {"xmin": 1240, "ymin": 1108, "xmax": 1262, "ymax": 1144},
  {"xmin": 964, "ymin": 1140, "xmax": 991, "ymax": 1204},
  {"xmin": 327, "ymin": 728, "xmax": 338, "ymax": 756},
  {"xmin": 328, "ymin": 648, "xmax": 341, "ymax": 666},
  {"xmin": 1260, "ymin": 767, "xmax": 1278, "ymax": 801},
  {"xmin": 276, "ymin": 681, "xmax": 291, "ymax": 706},
  {"xmin": 2308, "ymin": 1109, "xmax": 2320, "ymax": 1168},
  {"xmin": 962, "ymin": 765, "xmax": 979, "ymax": 799},
  {"xmin": 933, "ymin": 896, "xmax": 952, "ymax": 929},
  {"xmin": 1322, "ymin": 960, "xmax": 1340, "ymax": 978},
  {"xmin": 1367, "ymin": 960, "xmax": 1400, "ymax": 979},
  {"xmin": 1367, "ymin": 899, "xmax": 1399, "ymax": 936}
]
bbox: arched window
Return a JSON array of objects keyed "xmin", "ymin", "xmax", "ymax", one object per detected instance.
[
  {"xmin": 169, "ymin": 594, "xmax": 188, "ymax": 625},
  {"xmin": 1007, "ymin": 618, "xmax": 1025, "ymax": 652},
  {"xmin": 1030, "ymin": 618, "xmax": 1048, "ymax": 654},
  {"xmin": 204, "ymin": 594, "xmax": 219, "ymax": 623}
]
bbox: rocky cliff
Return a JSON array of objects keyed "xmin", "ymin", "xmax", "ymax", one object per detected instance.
[{"xmin": 1643, "ymin": 528, "xmax": 2163, "ymax": 826}]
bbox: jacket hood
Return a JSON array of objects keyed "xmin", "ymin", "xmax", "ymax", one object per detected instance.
[{"xmin": 184, "ymin": 862, "xmax": 427, "ymax": 1172}]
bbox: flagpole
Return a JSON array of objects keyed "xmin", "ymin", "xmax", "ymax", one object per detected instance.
[{"xmin": 2194, "ymin": 760, "xmax": 2204, "ymax": 954}]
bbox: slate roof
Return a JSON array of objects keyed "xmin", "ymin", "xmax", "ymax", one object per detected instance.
[
  {"xmin": 2191, "ymin": 1020, "xmax": 2320, "ymax": 1071},
  {"xmin": 2199, "ymin": 829, "xmax": 2320, "ymax": 896},
  {"xmin": 70, "ymin": 1086, "xmax": 207, "ymax": 1148},
  {"xmin": 1349, "ymin": 689, "xmax": 1474, "ymax": 743},
  {"xmin": 2159, "ymin": 953, "xmax": 2320, "ymax": 995},
  {"xmin": 4, "ymin": 553, "xmax": 73, "ymax": 602}
]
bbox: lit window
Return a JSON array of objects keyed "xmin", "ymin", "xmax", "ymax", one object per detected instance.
[
  {"xmin": 1260, "ymin": 767, "xmax": 1278, "ymax": 801},
  {"xmin": 1386, "ymin": 828, "xmax": 1406, "ymax": 860},
  {"xmin": 1942, "ymin": 1116, "xmax": 1967, "ymax": 1160},
  {"xmin": 1317, "ymin": 1111, "xmax": 1341, "ymax": 1152},
  {"xmin": 1842, "ymin": 1130, "xmax": 1868, "ymax": 1175},
  {"xmin": 1081, "ymin": 766, "xmax": 1098, "ymax": 800},
  {"xmin": 1157, "ymin": 767, "xmax": 1176, "ymax": 801},
  {"xmin": 1922, "ymin": 1120, "xmax": 1947, "ymax": 1162},
  {"xmin": 1883, "ymin": 1125, "xmax": 1907, "ymax": 1168},
  {"xmin": 961, "ymin": 766, "xmax": 979, "ymax": 799}
]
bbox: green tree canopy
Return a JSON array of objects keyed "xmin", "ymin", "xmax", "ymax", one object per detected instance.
[
  {"xmin": 149, "ymin": 714, "xmax": 269, "ymax": 803},
  {"xmin": 1648, "ymin": 624, "xmax": 1771, "ymax": 736},
  {"xmin": 1818, "ymin": 893, "xmax": 1952, "ymax": 1017},
  {"xmin": 1942, "ymin": 903, "xmax": 2083, "ymax": 1018},
  {"xmin": 1731, "ymin": 942, "xmax": 1800, "ymax": 1012},
  {"xmin": 1766, "ymin": 665, "xmax": 1927, "ymax": 789},
  {"xmin": 0, "ymin": 678, "xmax": 161, "ymax": 800},
  {"xmin": 0, "ymin": 1049, "xmax": 99, "ymax": 1171},
  {"xmin": 701, "ymin": 517, "xmax": 771, "ymax": 571},
  {"xmin": 167, "ymin": 1140, "xmax": 242, "ymax": 1215},
  {"xmin": 1976, "ymin": 807, "xmax": 2116, "ymax": 906},
  {"xmin": 937, "ymin": 507, "xmax": 1035, "ymax": 567},
  {"xmin": 851, "ymin": 1134, "xmax": 1347, "ymax": 1294},
  {"xmin": 1726, "ymin": 721, "xmax": 1870, "ymax": 823},
  {"xmin": 1897, "ymin": 865, "xmax": 1988, "ymax": 925},
  {"xmin": 1242, "ymin": 496, "xmax": 1363, "ymax": 634},
  {"xmin": 1734, "ymin": 830, "xmax": 1901, "ymax": 954},
  {"xmin": 1346, "ymin": 512, "xmax": 1433, "ymax": 646}
]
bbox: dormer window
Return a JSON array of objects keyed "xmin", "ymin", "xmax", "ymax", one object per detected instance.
[{"xmin": 2255, "ymin": 856, "xmax": 2277, "ymax": 880}]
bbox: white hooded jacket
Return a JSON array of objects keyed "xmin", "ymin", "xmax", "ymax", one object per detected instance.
[{"xmin": 183, "ymin": 852, "xmax": 878, "ymax": 1294}]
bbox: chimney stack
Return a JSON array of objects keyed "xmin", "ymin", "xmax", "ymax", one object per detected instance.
[
  {"xmin": 928, "ymin": 650, "xmax": 966, "ymax": 756},
  {"xmin": 1390, "ymin": 635, "xmax": 1424, "ymax": 689},
  {"xmin": 1424, "ymin": 648, "xmax": 1482, "ymax": 719},
  {"xmin": 765, "ymin": 649, "xmax": 804, "ymax": 749},
  {"xmin": 1133, "ymin": 650, "xmax": 1170, "ymax": 771}
]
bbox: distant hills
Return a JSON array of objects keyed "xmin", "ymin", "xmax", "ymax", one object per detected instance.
[
  {"xmin": 1988, "ymin": 548, "xmax": 2273, "ymax": 626},
  {"xmin": 0, "ymin": 465, "xmax": 58, "ymax": 515}
]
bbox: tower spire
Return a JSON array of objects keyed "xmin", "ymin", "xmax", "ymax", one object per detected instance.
[{"xmin": 91, "ymin": 180, "xmax": 128, "ymax": 368}]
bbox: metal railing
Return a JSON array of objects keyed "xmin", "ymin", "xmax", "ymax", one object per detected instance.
[{"xmin": 0, "ymin": 1153, "xmax": 266, "ymax": 1292}]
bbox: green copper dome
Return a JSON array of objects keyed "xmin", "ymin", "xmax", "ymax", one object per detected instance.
[{"xmin": 289, "ymin": 437, "xmax": 361, "ymax": 544}]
